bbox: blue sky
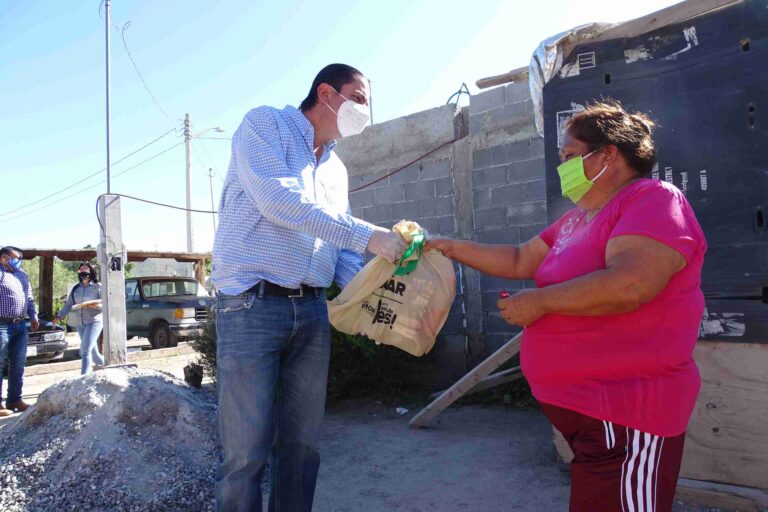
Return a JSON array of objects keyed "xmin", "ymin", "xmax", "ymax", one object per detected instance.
[{"xmin": 0, "ymin": 0, "xmax": 680, "ymax": 253}]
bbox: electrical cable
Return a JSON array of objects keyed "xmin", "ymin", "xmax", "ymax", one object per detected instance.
[
  {"xmin": 0, "ymin": 141, "xmax": 183, "ymax": 225},
  {"xmin": 119, "ymin": 21, "xmax": 175, "ymax": 126},
  {"xmin": 349, "ymin": 138, "xmax": 459, "ymax": 193},
  {"xmin": 0, "ymin": 128, "xmax": 176, "ymax": 218}
]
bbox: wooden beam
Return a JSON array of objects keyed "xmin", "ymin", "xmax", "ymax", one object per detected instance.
[
  {"xmin": 20, "ymin": 248, "xmax": 210, "ymax": 264},
  {"xmin": 428, "ymin": 366, "xmax": 523, "ymax": 399},
  {"xmin": 588, "ymin": 0, "xmax": 741, "ymax": 44},
  {"xmin": 38, "ymin": 256, "xmax": 54, "ymax": 316},
  {"xmin": 476, "ymin": 66, "xmax": 529, "ymax": 90},
  {"xmin": 410, "ymin": 332, "xmax": 522, "ymax": 428}
]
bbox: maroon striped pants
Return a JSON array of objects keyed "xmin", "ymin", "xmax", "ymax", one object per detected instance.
[{"xmin": 540, "ymin": 403, "xmax": 686, "ymax": 512}]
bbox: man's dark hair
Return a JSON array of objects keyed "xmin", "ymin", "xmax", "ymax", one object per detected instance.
[
  {"xmin": 566, "ymin": 99, "xmax": 657, "ymax": 176},
  {"xmin": 299, "ymin": 63, "xmax": 364, "ymax": 112},
  {"xmin": 0, "ymin": 246, "xmax": 22, "ymax": 258}
]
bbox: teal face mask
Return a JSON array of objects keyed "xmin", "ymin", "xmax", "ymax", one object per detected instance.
[{"xmin": 556, "ymin": 148, "xmax": 607, "ymax": 204}]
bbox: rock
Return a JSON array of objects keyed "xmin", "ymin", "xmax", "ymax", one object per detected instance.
[{"xmin": 0, "ymin": 368, "xmax": 217, "ymax": 511}]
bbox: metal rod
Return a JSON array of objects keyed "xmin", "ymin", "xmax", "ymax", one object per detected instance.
[{"xmin": 105, "ymin": 0, "xmax": 112, "ymax": 193}]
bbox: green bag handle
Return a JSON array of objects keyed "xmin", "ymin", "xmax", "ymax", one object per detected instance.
[{"xmin": 393, "ymin": 232, "xmax": 424, "ymax": 276}]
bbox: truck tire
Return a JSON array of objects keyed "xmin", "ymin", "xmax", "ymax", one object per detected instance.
[{"xmin": 149, "ymin": 322, "xmax": 176, "ymax": 349}]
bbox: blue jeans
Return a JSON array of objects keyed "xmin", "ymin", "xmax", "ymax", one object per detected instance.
[
  {"xmin": 0, "ymin": 322, "xmax": 28, "ymax": 405},
  {"xmin": 215, "ymin": 289, "xmax": 330, "ymax": 512},
  {"xmin": 76, "ymin": 321, "xmax": 104, "ymax": 375}
]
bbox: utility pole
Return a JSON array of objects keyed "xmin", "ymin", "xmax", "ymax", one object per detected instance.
[
  {"xmin": 206, "ymin": 168, "xmax": 217, "ymax": 235},
  {"xmin": 184, "ymin": 113, "xmax": 193, "ymax": 253},
  {"xmin": 98, "ymin": 195, "xmax": 127, "ymax": 365},
  {"xmin": 105, "ymin": 0, "xmax": 112, "ymax": 193}
]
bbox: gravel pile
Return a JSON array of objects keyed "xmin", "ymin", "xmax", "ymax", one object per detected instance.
[{"xmin": 0, "ymin": 367, "xmax": 217, "ymax": 511}]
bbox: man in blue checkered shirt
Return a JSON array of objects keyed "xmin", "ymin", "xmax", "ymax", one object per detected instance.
[
  {"xmin": 212, "ymin": 63, "xmax": 407, "ymax": 512},
  {"xmin": 0, "ymin": 246, "xmax": 38, "ymax": 417}
]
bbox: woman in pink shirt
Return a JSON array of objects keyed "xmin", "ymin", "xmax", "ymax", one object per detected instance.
[{"xmin": 428, "ymin": 101, "xmax": 706, "ymax": 512}]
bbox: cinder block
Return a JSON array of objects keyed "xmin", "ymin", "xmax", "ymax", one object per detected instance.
[
  {"xmin": 482, "ymin": 291, "xmax": 506, "ymax": 312},
  {"xmin": 469, "ymin": 101, "xmax": 531, "ymax": 137},
  {"xmin": 473, "ymin": 188, "xmax": 492, "ymax": 210},
  {"xmin": 435, "ymin": 177, "xmax": 453, "ymax": 197},
  {"xmin": 491, "ymin": 141, "xmax": 531, "ymax": 166},
  {"xmin": 440, "ymin": 334, "xmax": 467, "ymax": 353},
  {"xmin": 373, "ymin": 185, "xmax": 405, "ymax": 205},
  {"xmin": 472, "ymin": 166, "xmax": 507, "ymax": 188},
  {"xmin": 404, "ymin": 180, "xmax": 436, "ymax": 201},
  {"xmin": 470, "ymin": 86, "xmax": 506, "ymax": 115},
  {"xmin": 473, "ymin": 148, "xmax": 493, "ymax": 170},
  {"xmin": 441, "ymin": 313, "xmax": 464, "ymax": 335},
  {"xmin": 507, "ymin": 201, "xmax": 547, "ymax": 226},
  {"xmin": 358, "ymin": 170, "xmax": 390, "ymax": 190},
  {"xmin": 348, "ymin": 189, "xmax": 374, "ymax": 209},
  {"xmin": 481, "ymin": 274, "xmax": 524, "ymax": 292},
  {"xmin": 473, "ymin": 207, "xmax": 507, "ymax": 229},
  {"xmin": 419, "ymin": 159, "xmax": 451, "ymax": 180},
  {"xmin": 388, "ymin": 164, "xmax": 420, "ymax": 185},
  {"xmin": 480, "ymin": 227, "xmax": 520, "ymax": 245},
  {"xmin": 506, "ymin": 81, "xmax": 530, "ymax": 104},
  {"xmin": 491, "ymin": 183, "xmax": 526, "ymax": 207},
  {"xmin": 507, "ymin": 158, "xmax": 545, "ymax": 184},
  {"xmin": 438, "ymin": 215, "xmax": 456, "ymax": 235},
  {"xmin": 485, "ymin": 331, "xmax": 521, "ymax": 353},
  {"xmin": 389, "ymin": 200, "xmax": 420, "ymax": 221},
  {"xmin": 417, "ymin": 216, "xmax": 439, "ymax": 234},
  {"xmin": 519, "ymin": 223, "xmax": 547, "ymax": 242},
  {"xmin": 484, "ymin": 312, "xmax": 516, "ymax": 333},
  {"xmin": 521, "ymin": 179, "xmax": 547, "ymax": 203},
  {"xmin": 361, "ymin": 204, "xmax": 390, "ymax": 223},
  {"xmin": 420, "ymin": 196, "xmax": 453, "ymax": 217},
  {"xmin": 529, "ymin": 136, "xmax": 545, "ymax": 159},
  {"xmin": 351, "ymin": 207, "xmax": 363, "ymax": 219}
]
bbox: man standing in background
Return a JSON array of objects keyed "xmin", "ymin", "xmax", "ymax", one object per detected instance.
[
  {"xmin": 0, "ymin": 246, "xmax": 38, "ymax": 417},
  {"xmin": 212, "ymin": 63, "xmax": 406, "ymax": 511}
]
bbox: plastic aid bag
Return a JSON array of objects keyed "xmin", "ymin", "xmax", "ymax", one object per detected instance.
[{"xmin": 327, "ymin": 221, "xmax": 456, "ymax": 356}]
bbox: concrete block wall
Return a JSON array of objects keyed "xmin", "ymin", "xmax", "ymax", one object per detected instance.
[
  {"xmin": 468, "ymin": 81, "xmax": 546, "ymax": 352},
  {"xmin": 335, "ymin": 84, "xmax": 547, "ymax": 383}
]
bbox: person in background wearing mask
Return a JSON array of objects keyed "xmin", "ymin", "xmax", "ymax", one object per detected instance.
[
  {"xmin": 54, "ymin": 262, "xmax": 104, "ymax": 375},
  {"xmin": 0, "ymin": 246, "xmax": 38, "ymax": 417},
  {"xmin": 427, "ymin": 101, "xmax": 706, "ymax": 512},
  {"xmin": 212, "ymin": 63, "xmax": 407, "ymax": 511}
]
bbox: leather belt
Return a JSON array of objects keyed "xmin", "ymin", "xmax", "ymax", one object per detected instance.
[
  {"xmin": 0, "ymin": 317, "xmax": 25, "ymax": 324},
  {"xmin": 246, "ymin": 281, "xmax": 325, "ymax": 298}
]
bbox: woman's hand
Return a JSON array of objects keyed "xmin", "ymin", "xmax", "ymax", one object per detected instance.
[
  {"xmin": 424, "ymin": 236, "xmax": 454, "ymax": 258},
  {"xmin": 497, "ymin": 289, "xmax": 546, "ymax": 327}
]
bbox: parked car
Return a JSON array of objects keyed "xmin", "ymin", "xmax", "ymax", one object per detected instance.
[
  {"xmin": 27, "ymin": 319, "xmax": 67, "ymax": 363},
  {"xmin": 125, "ymin": 276, "xmax": 213, "ymax": 349}
]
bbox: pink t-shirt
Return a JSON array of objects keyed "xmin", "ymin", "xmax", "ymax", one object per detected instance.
[{"xmin": 523, "ymin": 179, "xmax": 707, "ymax": 436}]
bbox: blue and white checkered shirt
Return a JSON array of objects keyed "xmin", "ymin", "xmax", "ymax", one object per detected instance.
[
  {"xmin": 212, "ymin": 105, "xmax": 374, "ymax": 295},
  {"xmin": 0, "ymin": 266, "xmax": 37, "ymax": 321}
]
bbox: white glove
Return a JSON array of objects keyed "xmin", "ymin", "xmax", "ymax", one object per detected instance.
[{"xmin": 367, "ymin": 227, "xmax": 408, "ymax": 263}]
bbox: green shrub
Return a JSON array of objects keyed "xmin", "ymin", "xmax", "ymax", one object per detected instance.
[{"xmin": 190, "ymin": 283, "xmax": 428, "ymax": 403}]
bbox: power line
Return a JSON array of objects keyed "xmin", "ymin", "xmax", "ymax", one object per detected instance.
[
  {"xmin": 118, "ymin": 21, "xmax": 175, "ymax": 126},
  {"xmin": 0, "ymin": 128, "xmax": 176, "ymax": 218},
  {"xmin": 195, "ymin": 136, "xmax": 232, "ymax": 141},
  {"xmin": 0, "ymin": 142, "xmax": 183, "ymax": 225}
]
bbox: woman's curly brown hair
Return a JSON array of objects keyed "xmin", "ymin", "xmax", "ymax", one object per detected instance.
[{"xmin": 565, "ymin": 100, "xmax": 657, "ymax": 176}]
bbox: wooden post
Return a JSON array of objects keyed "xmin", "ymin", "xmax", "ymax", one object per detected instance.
[
  {"xmin": 38, "ymin": 255, "xmax": 54, "ymax": 316},
  {"xmin": 98, "ymin": 195, "xmax": 127, "ymax": 365},
  {"xmin": 195, "ymin": 258, "xmax": 206, "ymax": 285},
  {"xmin": 409, "ymin": 332, "xmax": 523, "ymax": 428}
]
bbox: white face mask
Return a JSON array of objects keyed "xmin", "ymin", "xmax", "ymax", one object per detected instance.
[{"xmin": 324, "ymin": 89, "xmax": 371, "ymax": 137}]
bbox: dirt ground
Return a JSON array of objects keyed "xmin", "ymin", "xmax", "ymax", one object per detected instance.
[
  {"xmin": 1, "ymin": 343, "xmax": 720, "ymax": 512},
  {"xmin": 314, "ymin": 401, "xmax": 715, "ymax": 512}
]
